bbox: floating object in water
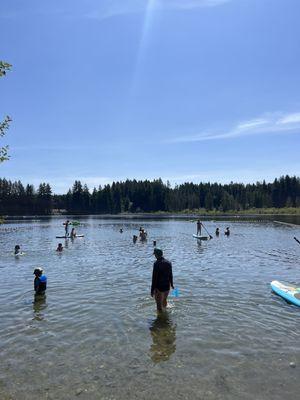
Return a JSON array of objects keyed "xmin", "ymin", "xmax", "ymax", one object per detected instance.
[
  {"xmin": 193, "ymin": 234, "xmax": 210, "ymax": 240},
  {"xmin": 171, "ymin": 288, "xmax": 179, "ymax": 297},
  {"xmin": 56, "ymin": 234, "xmax": 84, "ymax": 238},
  {"xmin": 271, "ymin": 280, "xmax": 300, "ymax": 307},
  {"xmin": 71, "ymin": 221, "xmax": 80, "ymax": 226},
  {"xmin": 14, "ymin": 252, "xmax": 25, "ymax": 256}
]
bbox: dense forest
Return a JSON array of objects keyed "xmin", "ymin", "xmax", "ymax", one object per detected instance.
[{"xmin": 0, "ymin": 175, "xmax": 300, "ymax": 215}]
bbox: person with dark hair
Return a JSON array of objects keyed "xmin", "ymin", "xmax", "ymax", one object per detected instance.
[
  {"xmin": 63, "ymin": 220, "xmax": 70, "ymax": 236},
  {"xmin": 151, "ymin": 248, "xmax": 174, "ymax": 312},
  {"xmin": 225, "ymin": 227, "xmax": 230, "ymax": 236},
  {"xmin": 14, "ymin": 245, "xmax": 21, "ymax": 255},
  {"xmin": 33, "ymin": 268, "xmax": 47, "ymax": 295},
  {"xmin": 56, "ymin": 243, "xmax": 63, "ymax": 252}
]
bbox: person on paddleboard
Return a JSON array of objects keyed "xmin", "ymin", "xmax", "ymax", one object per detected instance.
[
  {"xmin": 70, "ymin": 228, "xmax": 76, "ymax": 238},
  {"xmin": 33, "ymin": 267, "xmax": 47, "ymax": 295},
  {"xmin": 151, "ymin": 248, "xmax": 174, "ymax": 312},
  {"xmin": 197, "ymin": 220, "xmax": 202, "ymax": 235},
  {"xmin": 63, "ymin": 220, "xmax": 70, "ymax": 236}
]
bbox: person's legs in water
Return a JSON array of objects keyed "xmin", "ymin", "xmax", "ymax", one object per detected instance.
[
  {"xmin": 162, "ymin": 290, "xmax": 169, "ymax": 309},
  {"xmin": 155, "ymin": 290, "xmax": 169, "ymax": 311},
  {"xmin": 154, "ymin": 290, "xmax": 163, "ymax": 312}
]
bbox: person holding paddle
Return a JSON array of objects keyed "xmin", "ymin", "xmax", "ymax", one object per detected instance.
[{"xmin": 197, "ymin": 220, "xmax": 202, "ymax": 235}]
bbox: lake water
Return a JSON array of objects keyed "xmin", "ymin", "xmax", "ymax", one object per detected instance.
[{"xmin": 0, "ymin": 217, "xmax": 300, "ymax": 400}]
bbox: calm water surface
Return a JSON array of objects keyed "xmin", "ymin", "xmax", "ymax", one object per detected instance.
[{"xmin": 0, "ymin": 217, "xmax": 300, "ymax": 400}]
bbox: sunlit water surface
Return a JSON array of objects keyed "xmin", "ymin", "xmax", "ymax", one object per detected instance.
[{"xmin": 0, "ymin": 217, "xmax": 300, "ymax": 400}]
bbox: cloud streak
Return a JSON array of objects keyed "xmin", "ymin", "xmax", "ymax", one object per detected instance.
[
  {"xmin": 168, "ymin": 111, "xmax": 300, "ymax": 143},
  {"xmin": 86, "ymin": 0, "xmax": 231, "ymax": 20}
]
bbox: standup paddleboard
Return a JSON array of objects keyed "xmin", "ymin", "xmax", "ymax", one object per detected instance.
[
  {"xmin": 56, "ymin": 234, "xmax": 84, "ymax": 239},
  {"xmin": 271, "ymin": 280, "xmax": 300, "ymax": 307},
  {"xmin": 193, "ymin": 234, "xmax": 209, "ymax": 240}
]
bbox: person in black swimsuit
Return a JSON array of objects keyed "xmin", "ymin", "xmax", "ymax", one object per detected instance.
[{"xmin": 151, "ymin": 248, "xmax": 174, "ymax": 312}]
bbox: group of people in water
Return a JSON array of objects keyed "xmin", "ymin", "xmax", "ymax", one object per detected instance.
[
  {"xmin": 63, "ymin": 220, "xmax": 77, "ymax": 238},
  {"xmin": 197, "ymin": 219, "xmax": 230, "ymax": 237},
  {"xmin": 55, "ymin": 220, "xmax": 79, "ymax": 252},
  {"xmin": 14, "ymin": 219, "xmax": 230, "ymax": 312},
  {"xmin": 132, "ymin": 226, "xmax": 148, "ymax": 243}
]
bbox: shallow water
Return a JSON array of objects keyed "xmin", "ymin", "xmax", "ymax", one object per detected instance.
[{"xmin": 0, "ymin": 217, "xmax": 300, "ymax": 400}]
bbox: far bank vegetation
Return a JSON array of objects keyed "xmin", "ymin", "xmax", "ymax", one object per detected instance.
[{"xmin": 0, "ymin": 175, "xmax": 299, "ymax": 216}]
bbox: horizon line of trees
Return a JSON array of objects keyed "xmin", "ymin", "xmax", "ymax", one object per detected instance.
[{"xmin": 0, "ymin": 175, "xmax": 300, "ymax": 215}]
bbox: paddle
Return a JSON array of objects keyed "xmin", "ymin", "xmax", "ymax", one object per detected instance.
[
  {"xmin": 201, "ymin": 222, "xmax": 213, "ymax": 239},
  {"xmin": 294, "ymin": 237, "xmax": 300, "ymax": 245}
]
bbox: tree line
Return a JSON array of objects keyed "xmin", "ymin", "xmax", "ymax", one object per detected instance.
[{"xmin": 0, "ymin": 175, "xmax": 299, "ymax": 215}]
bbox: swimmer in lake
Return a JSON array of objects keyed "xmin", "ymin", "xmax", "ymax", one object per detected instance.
[
  {"xmin": 56, "ymin": 243, "xmax": 63, "ymax": 252},
  {"xmin": 14, "ymin": 245, "xmax": 21, "ymax": 255}
]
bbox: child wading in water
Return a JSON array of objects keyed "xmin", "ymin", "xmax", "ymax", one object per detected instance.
[{"xmin": 33, "ymin": 268, "xmax": 47, "ymax": 295}]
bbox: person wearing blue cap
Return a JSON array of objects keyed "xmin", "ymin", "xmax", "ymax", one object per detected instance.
[
  {"xmin": 33, "ymin": 267, "xmax": 47, "ymax": 295},
  {"xmin": 151, "ymin": 248, "xmax": 174, "ymax": 312}
]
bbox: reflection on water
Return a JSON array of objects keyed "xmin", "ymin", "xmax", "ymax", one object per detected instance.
[
  {"xmin": 149, "ymin": 312, "xmax": 176, "ymax": 363},
  {"xmin": 33, "ymin": 294, "xmax": 47, "ymax": 321}
]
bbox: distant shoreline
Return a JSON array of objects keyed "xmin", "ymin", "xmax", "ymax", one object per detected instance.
[{"xmin": 1, "ymin": 208, "xmax": 300, "ymax": 223}]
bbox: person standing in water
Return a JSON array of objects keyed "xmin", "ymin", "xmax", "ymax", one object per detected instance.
[
  {"xmin": 151, "ymin": 248, "xmax": 174, "ymax": 312},
  {"xmin": 215, "ymin": 228, "xmax": 220, "ymax": 236},
  {"xmin": 197, "ymin": 220, "xmax": 202, "ymax": 235},
  {"xmin": 225, "ymin": 227, "xmax": 230, "ymax": 236},
  {"xmin": 33, "ymin": 268, "xmax": 47, "ymax": 295}
]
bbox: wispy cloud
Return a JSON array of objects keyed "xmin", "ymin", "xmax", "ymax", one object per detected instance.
[
  {"xmin": 162, "ymin": 0, "xmax": 231, "ymax": 9},
  {"xmin": 0, "ymin": 0, "xmax": 231, "ymax": 21},
  {"xmin": 86, "ymin": 0, "xmax": 231, "ymax": 20},
  {"xmin": 168, "ymin": 111, "xmax": 300, "ymax": 143}
]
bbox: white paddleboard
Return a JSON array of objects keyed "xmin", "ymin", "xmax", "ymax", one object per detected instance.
[{"xmin": 193, "ymin": 234, "xmax": 209, "ymax": 240}]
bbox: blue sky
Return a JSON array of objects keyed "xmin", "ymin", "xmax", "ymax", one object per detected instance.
[{"xmin": 1, "ymin": 0, "xmax": 300, "ymax": 193}]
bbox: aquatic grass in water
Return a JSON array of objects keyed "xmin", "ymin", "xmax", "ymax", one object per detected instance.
[{"xmin": 0, "ymin": 217, "xmax": 299, "ymax": 400}]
